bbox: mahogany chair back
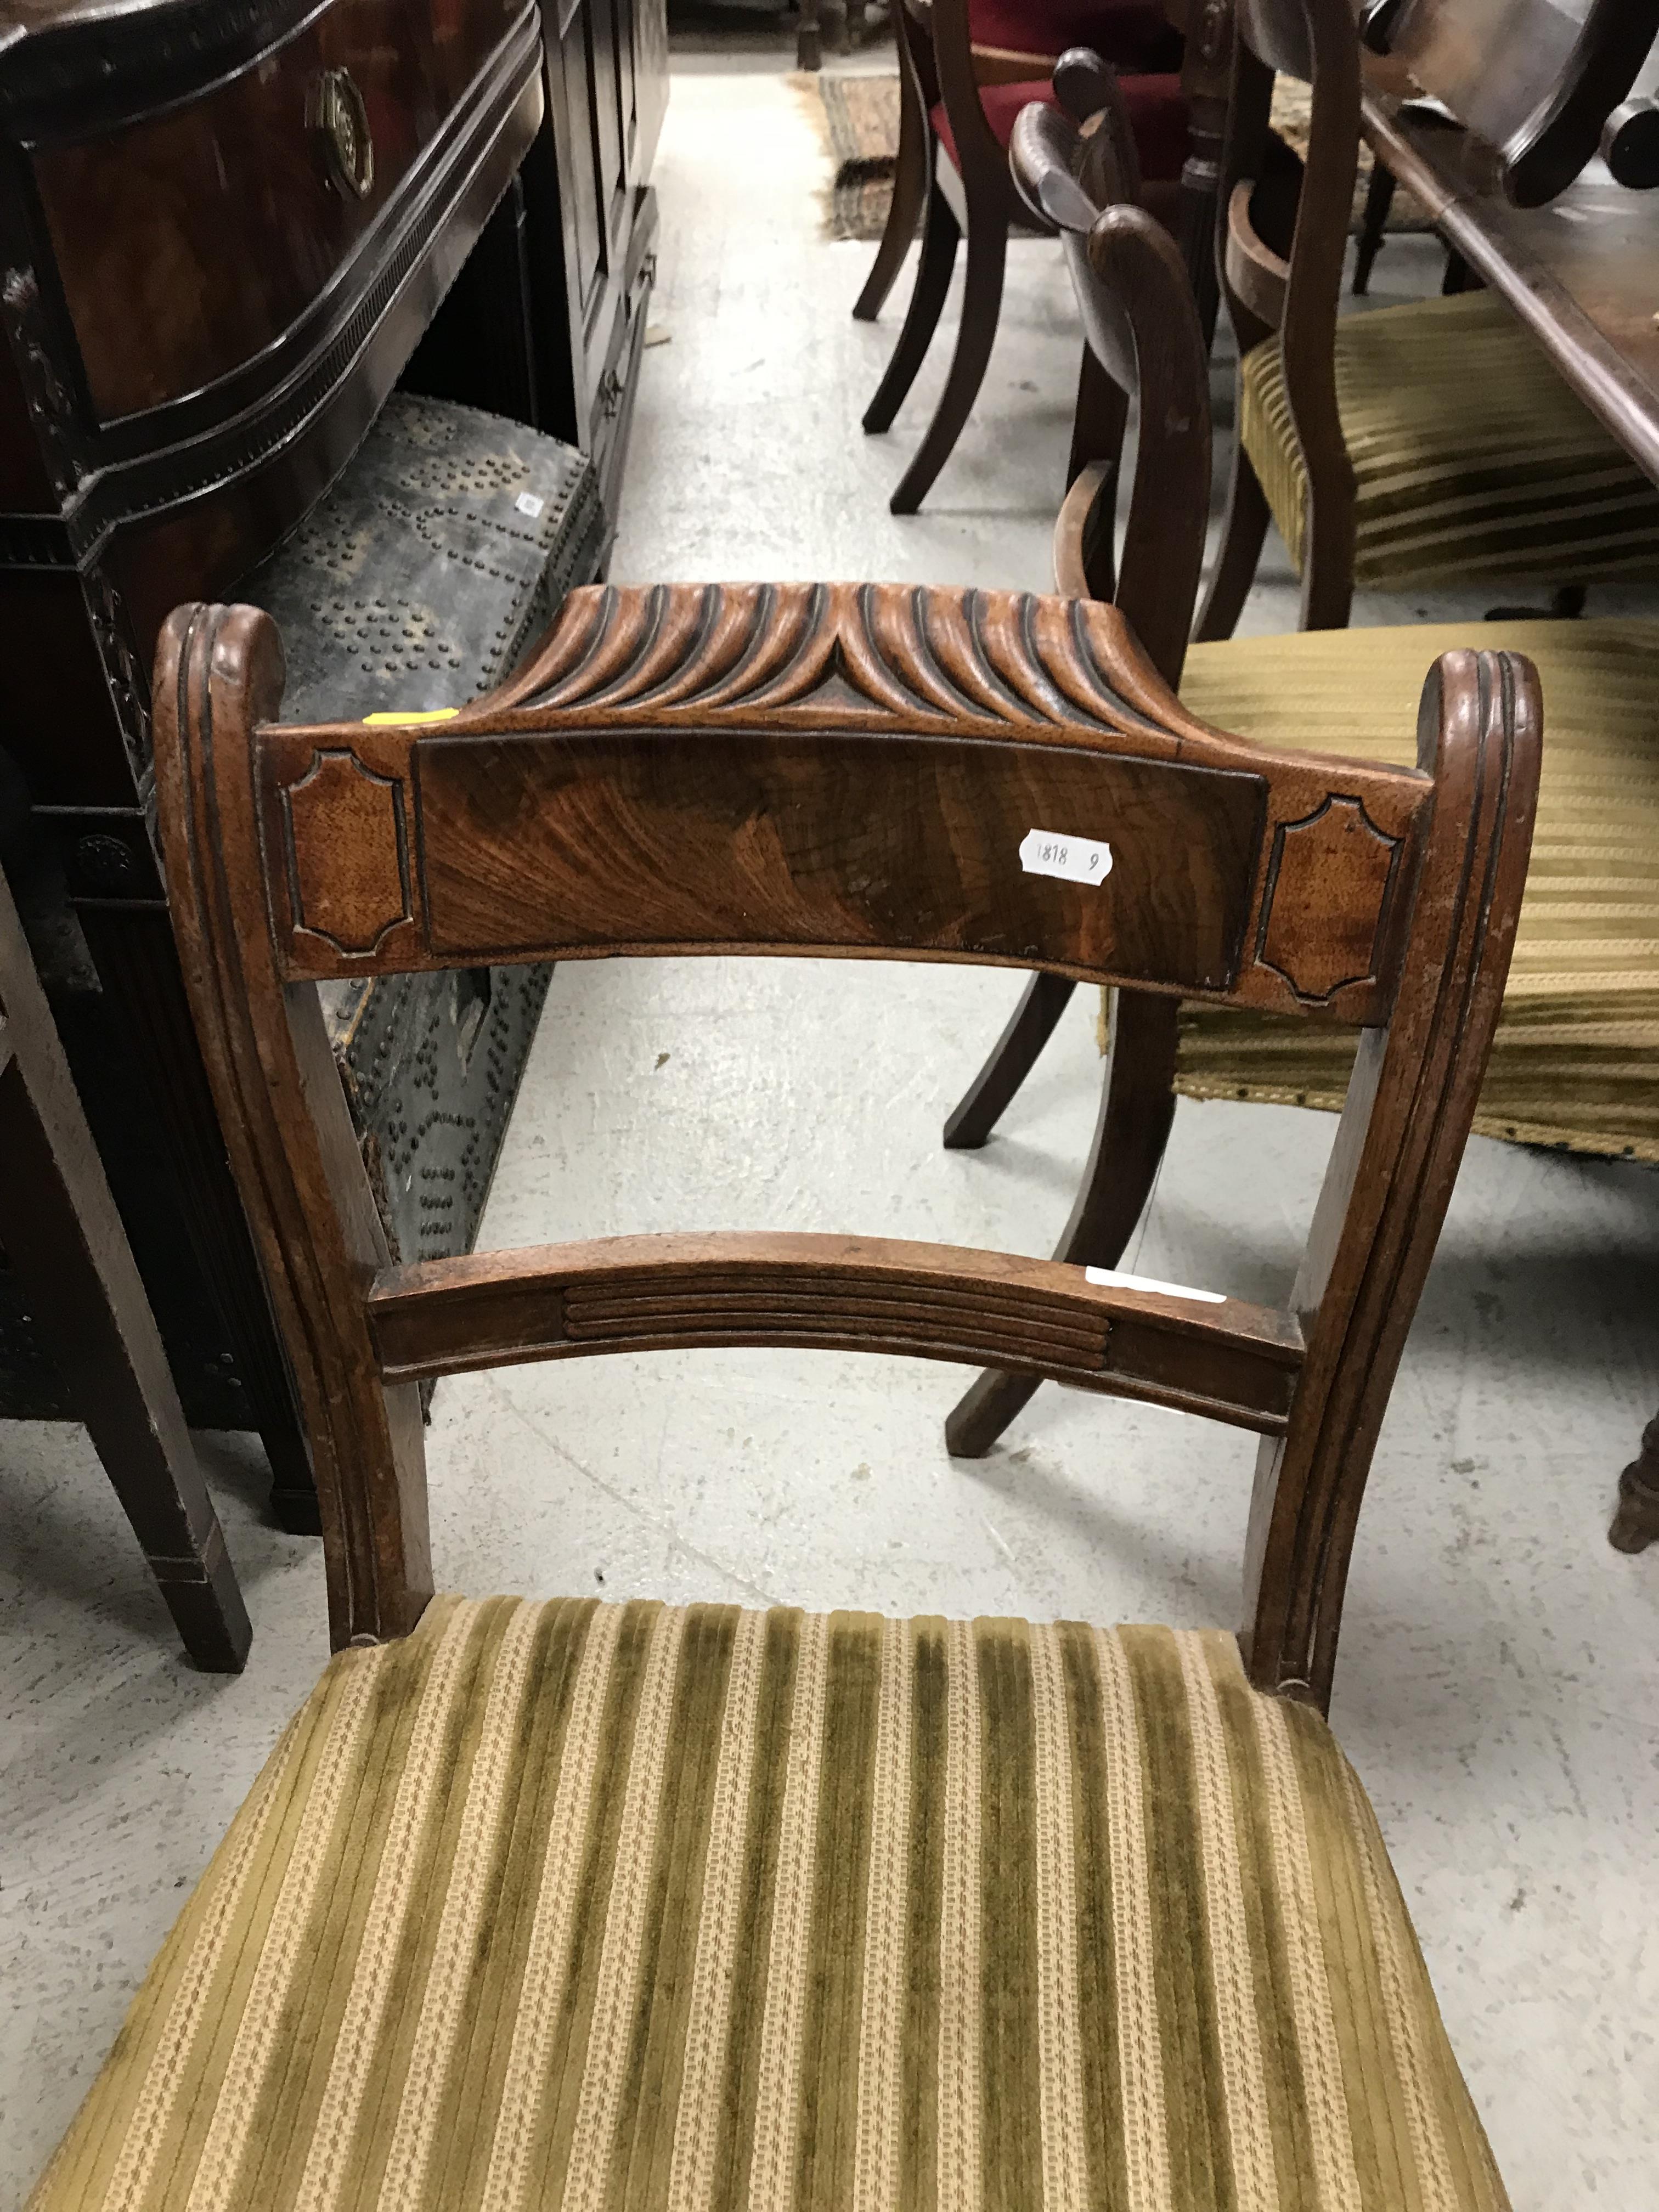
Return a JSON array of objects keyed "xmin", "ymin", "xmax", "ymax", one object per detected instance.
[
  {"xmin": 154, "ymin": 580, "xmax": 1538, "ymax": 1707},
  {"xmin": 1204, "ymin": 0, "xmax": 1364, "ymax": 630},
  {"xmin": 1009, "ymin": 83, "xmax": 1212, "ymax": 679},
  {"xmin": 1360, "ymin": 0, "xmax": 1659, "ymax": 205}
]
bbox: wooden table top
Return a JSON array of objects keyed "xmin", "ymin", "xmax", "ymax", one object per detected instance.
[{"xmin": 1363, "ymin": 78, "xmax": 1659, "ymax": 487}]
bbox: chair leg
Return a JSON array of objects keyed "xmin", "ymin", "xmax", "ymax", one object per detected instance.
[
  {"xmin": 797, "ymin": 0, "xmax": 821, "ymax": 71},
  {"xmin": 888, "ymin": 215, "xmax": 1007, "ymax": 515},
  {"xmin": 1352, "ymin": 163, "xmax": 1395, "ymax": 295},
  {"xmin": 862, "ymin": 179, "xmax": 961, "ymax": 434},
  {"xmin": 1610, "ymin": 1411, "xmax": 1659, "ymax": 1553},
  {"xmin": 853, "ymin": 81, "xmax": 930, "ymax": 321},
  {"xmin": 945, "ymin": 989, "xmax": 1180, "ymax": 1458},
  {"xmin": 0, "ymin": 1036, "xmax": 251, "ymax": 1673},
  {"xmin": 1195, "ymin": 442, "xmax": 1271, "ymax": 642},
  {"xmin": 944, "ymin": 973, "xmax": 1076, "ymax": 1152}
]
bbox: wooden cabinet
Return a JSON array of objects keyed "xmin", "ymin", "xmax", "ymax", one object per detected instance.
[
  {"xmin": 401, "ymin": 0, "xmax": 668, "ymax": 542},
  {"xmin": 536, "ymin": 0, "xmax": 667, "ymax": 527}
]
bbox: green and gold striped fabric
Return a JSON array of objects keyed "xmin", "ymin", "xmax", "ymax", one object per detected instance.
[
  {"xmin": 33, "ymin": 1594, "xmax": 1508, "ymax": 2212},
  {"xmin": 1174, "ymin": 618, "xmax": 1659, "ymax": 1159},
  {"xmin": 1239, "ymin": 290, "xmax": 1659, "ymax": 588}
]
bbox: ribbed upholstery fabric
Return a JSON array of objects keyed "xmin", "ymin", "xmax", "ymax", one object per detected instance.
[
  {"xmin": 1174, "ymin": 619, "xmax": 1659, "ymax": 1158},
  {"xmin": 33, "ymin": 1593, "xmax": 1509, "ymax": 2212},
  {"xmin": 969, "ymin": 0, "xmax": 1183, "ymax": 71},
  {"xmin": 1238, "ymin": 290, "xmax": 1659, "ymax": 587},
  {"xmin": 932, "ymin": 74, "xmax": 1189, "ymax": 181}
]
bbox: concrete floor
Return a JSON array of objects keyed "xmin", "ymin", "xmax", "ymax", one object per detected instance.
[{"xmin": 4, "ymin": 53, "xmax": 1659, "ymax": 2210}]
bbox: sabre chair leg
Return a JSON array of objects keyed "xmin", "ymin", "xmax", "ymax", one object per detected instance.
[
  {"xmin": 1195, "ymin": 443, "xmax": 1272, "ymax": 642},
  {"xmin": 888, "ymin": 218, "xmax": 1007, "ymax": 514},
  {"xmin": 864, "ymin": 180, "xmax": 961, "ymax": 433},
  {"xmin": 945, "ymin": 989, "xmax": 1180, "ymax": 1458},
  {"xmin": 1352, "ymin": 163, "xmax": 1395, "ymax": 294},
  {"xmin": 944, "ymin": 973, "xmax": 1077, "ymax": 1151},
  {"xmin": 854, "ymin": 78, "xmax": 930, "ymax": 320}
]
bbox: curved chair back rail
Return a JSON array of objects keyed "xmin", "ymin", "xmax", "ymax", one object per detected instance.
[
  {"xmin": 154, "ymin": 580, "xmax": 1539, "ymax": 1707},
  {"xmin": 1216, "ymin": 0, "xmax": 1362, "ymax": 630}
]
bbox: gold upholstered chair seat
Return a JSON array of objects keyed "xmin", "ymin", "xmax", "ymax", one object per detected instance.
[
  {"xmin": 32, "ymin": 1595, "xmax": 1509, "ymax": 2212},
  {"xmin": 1175, "ymin": 617, "xmax": 1659, "ymax": 1160},
  {"xmin": 1239, "ymin": 291, "xmax": 1659, "ymax": 590}
]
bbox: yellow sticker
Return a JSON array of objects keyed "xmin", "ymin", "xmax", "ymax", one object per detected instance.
[{"xmin": 360, "ymin": 707, "xmax": 461, "ymax": 726}]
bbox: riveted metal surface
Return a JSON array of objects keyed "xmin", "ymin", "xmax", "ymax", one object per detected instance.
[{"xmin": 0, "ymin": 395, "xmax": 601, "ymax": 1420}]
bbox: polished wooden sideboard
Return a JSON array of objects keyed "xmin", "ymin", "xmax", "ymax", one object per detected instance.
[
  {"xmin": 405, "ymin": 0, "xmax": 667, "ymax": 531},
  {"xmin": 0, "ymin": 0, "xmax": 667, "ymax": 1518}
]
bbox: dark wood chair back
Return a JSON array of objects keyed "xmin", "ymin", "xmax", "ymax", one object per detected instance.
[
  {"xmin": 1360, "ymin": 0, "xmax": 1659, "ymax": 205},
  {"xmin": 153, "ymin": 582, "xmax": 1539, "ymax": 1707},
  {"xmin": 1217, "ymin": 0, "xmax": 1364, "ymax": 628},
  {"xmin": 1009, "ymin": 86, "xmax": 1212, "ymax": 680}
]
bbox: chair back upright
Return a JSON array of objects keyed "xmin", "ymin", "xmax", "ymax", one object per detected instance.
[
  {"xmin": 152, "ymin": 567, "xmax": 1538, "ymax": 1708},
  {"xmin": 1010, "ymin": 81, "xmax": 1212, "ymax": 682},
  {"xmin": 1217, "ymin": 0, "xmax": 1363, "ymax": 622}
]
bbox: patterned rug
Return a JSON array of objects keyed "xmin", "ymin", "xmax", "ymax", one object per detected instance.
[
  {"xmin": 798, "ymin": 72, "xmax": 1433, "ymax": 244},
  {"xmin": 796, "ymin": 70, "xmax": 905, "ymax": 240}
]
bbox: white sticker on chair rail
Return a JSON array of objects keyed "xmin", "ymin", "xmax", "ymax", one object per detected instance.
[
  {"xmin": 1085, "ymin": 1267, "xmax": 1226, "ymax": 1305},
  {"xmin": 1019, "ymin": 828, "xmax": 1112, "ymax": 885}
]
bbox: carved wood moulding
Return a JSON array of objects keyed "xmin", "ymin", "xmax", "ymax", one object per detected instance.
[{"xmin": 256, "ymin": 582, "xmax": 1431, "ymax": 1020}]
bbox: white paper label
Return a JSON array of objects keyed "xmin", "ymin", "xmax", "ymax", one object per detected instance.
[
  {"xmin": 515, "ymin": 491, "xmax": 545, "ymax": 518},
  {"xmin": 1019, "ymin": 828, "xmax": 1111, "ymax": 885},
  {"xmin": 1085, "ymin": 1267, "xmax": 1226, "ymax": 1305}
]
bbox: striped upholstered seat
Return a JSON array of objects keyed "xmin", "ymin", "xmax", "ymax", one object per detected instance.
[
  {"xmin": 1175, "ymin": 618, "xmax": 1659, "ymax": 1158},
  {"xmin": 1239, "ymin": 291, "xmax": 1659, "ymax": 589},
  {"xmin": 31, "ymin": 1596, "xmax": 1509, "ymax": 2212}
]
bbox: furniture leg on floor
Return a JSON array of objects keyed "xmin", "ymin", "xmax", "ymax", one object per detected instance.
[
  {"xmin": 0, "ymin": 860, "xmax": 250, "ymax": 1673},
  {"xmin": 1610, "ymin": 1411, "xmax": 1659, "ymax": 1553}
]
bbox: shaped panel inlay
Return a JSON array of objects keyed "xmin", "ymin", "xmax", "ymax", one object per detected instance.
[
  {"xmin": 1255, "ymin": 797, "xmax": 1401, "ymax": 1002},
  {"xmin": 281, "ymin": 749, "xmax": 410, "ymax": 955}
]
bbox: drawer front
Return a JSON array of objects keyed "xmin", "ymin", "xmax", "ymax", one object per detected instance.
[{"xmin": 32, "ymin": 0, "xmax": 528, "ymax": 425}]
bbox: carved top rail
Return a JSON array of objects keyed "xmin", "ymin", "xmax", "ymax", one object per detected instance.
[{"xmin": 253, "ymin": 581, "xmax": 1431, "ymax": 1021}]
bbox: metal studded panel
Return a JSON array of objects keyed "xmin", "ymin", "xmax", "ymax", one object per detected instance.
[
  {"xmin": 242, "ymin": 392, "xmax": 603, "ymax": 1269},
  {"xmin": 0, "ymin": 396, "xmax": 601, "ymax": 1423}
]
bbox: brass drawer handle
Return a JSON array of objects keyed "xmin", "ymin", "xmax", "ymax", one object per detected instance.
[{"xmin": 309, "ymin": 68, "xmax": 375, "ymax": 200}]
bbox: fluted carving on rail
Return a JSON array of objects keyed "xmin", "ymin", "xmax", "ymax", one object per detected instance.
[{"xmin": 501, "ymin": 581, "xmax": 1181, "ymax": 735}]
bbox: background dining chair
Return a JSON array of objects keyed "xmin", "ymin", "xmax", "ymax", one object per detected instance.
[
  {"xmin": 0, "ymin": 760, "xmax": 249, "ymax": 1674},
  {"xmin": 29, "ymin": 570, "xmax": 1535, "ymax": 2210},
  {"xmin": 1199, "ymin": 0, "xmax": 1659, "ymax": 637},
  {"xmin": 857, "ymin": 0, "xmax": 1221, "ymax": 513},
  {"xmin": 940, "ymin": 71, "xmax": 1659, "ymax": 1553}
]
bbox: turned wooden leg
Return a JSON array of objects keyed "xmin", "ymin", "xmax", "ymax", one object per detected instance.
[
  {"xmin": 863, "ymin": 178, "xmax": 960, "ymax": 433},
  {"xmin": 1352, "ymin": 163, "xmax": 1395, "ymax": 295},
  {"xmin": 0, "ymin": 871, "xmax": 251, "ymax": 1672},
  {"xmin": 1195, "ymin": 442, "xmax": 1272, "ymax": 642},
  {"xmin": 853, "ymin": 74, "xmax": 929, "ymax": 320},
  {"xmin": 945, "ymin": 989, "xmax": 1180, "ymax": 1458},
  {"xmin": 888, "ymin": 212, "xmax": 1007, "ymax": 515},
  {"xmin": 1609, "ymin": 1410, "xmax": 1659, "ymax": 1554}
]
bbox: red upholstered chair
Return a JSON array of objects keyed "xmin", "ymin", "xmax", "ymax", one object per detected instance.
[{"xmin": 857, "ymin": 0, "xmax": 1230, "ymax": 514}]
